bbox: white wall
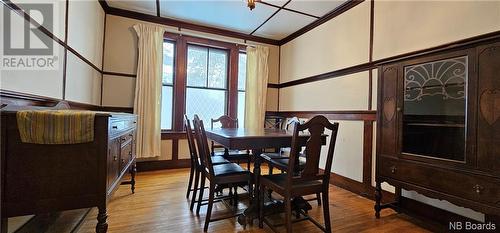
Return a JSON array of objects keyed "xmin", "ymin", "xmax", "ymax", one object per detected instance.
[{"xmin": 0, "ymin": 0, "xmax": 105, "ymax": 105}]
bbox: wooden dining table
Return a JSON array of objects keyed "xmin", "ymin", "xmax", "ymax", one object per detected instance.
[{"xmin": 205, "ymin": 128, "xmax": 327, "ymax": 227}]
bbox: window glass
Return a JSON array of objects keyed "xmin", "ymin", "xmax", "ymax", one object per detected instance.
[
  {"xmin": 187, "ymin": 45, "xmax": 208, "ymax": 87},
  {"xmin": 161, "ymin": 41, "xmax": 175, "ymax": 130},
  {"xmin": 186, "ymin": 88, "xmax": 226, "ymax": 126},
  {"xmin": 238, "ymin": 53, "xmax": 247, "ymax": 91},
  {"xmin": 208, "ymin": 49, "xmax": 228, "ymax": 88}
]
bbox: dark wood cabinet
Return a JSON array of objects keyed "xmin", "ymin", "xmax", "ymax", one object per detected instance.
[
  {"xmin": 375, "ymin": 40, "xmax": 500, "ymax": 220},
  {"xmin": 0, "ymin": 109, "xmax": 137, "ymax": 233}
]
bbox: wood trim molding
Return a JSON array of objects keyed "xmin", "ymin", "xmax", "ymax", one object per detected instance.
[
  {"xmin": 105, "ymin": 5, "xmax": 280, "ymax": 45},
  {"xmin": 266, "ymin": 110, "xmax": 376, "ymax": 121},
  {"xmin": 136, "ymin": 159, "xmax": 191, "ymax": 172},
  {"xmin": 279, "ymin": 0, "xmax": 365, "ymax": 45},
  {"xmin": 102, "ymin": 71, "xmax": 137, "ymax": 78}
]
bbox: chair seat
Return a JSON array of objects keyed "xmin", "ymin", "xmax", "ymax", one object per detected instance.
[
  {"xmin": 213, "ymin": 163, "xmax": 249, "ymax": 177},
  {"xmin": 260, "ymin": 174, "xmax": 323, "ymax": 195},
  {"xmin": 211, "ymin": 155, "xmax": 230, "ymax": 165},
  {"xmin": 261, "ymin": 153, "xmax": 306, "ymax": 171},
  {"xmin": 213, "ymin": 150, "xmax": 250, "ymax": 160}
]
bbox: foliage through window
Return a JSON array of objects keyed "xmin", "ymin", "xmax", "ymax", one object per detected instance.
[
  {"xmin": 161, "ymin": 41, "xmax": 175, "ymax": 130},
  {"xmin": 237, "ymin": 52, "xmax": 247, "ymax": 128},
  {"xmin": 185, "ymin": 45, "xmax": 228, "ymax": 126}
]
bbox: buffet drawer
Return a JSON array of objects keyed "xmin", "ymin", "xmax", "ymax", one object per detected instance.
[
  {"xmin": 379, "ymin": 157, "xmax": 500, "ymax": 206},
  {"xmin": 110, "ymin": 118, "xmax": 136, "ymax": 137}
]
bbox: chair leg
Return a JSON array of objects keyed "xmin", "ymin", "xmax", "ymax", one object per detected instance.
[
  {"xmin": 259, "ymin": 186, "xmax": 265, "ymax": 228},
  {"xmin": 269, "ymin": 165, "xmax": 273, "ymax": 175},
  {"xmin": 186, "ymin": 164, "xmax": 195, "ymax": 198},
  {"xmin": 233, "ymin": 186, "xmax": 239, "ymax": 207},
  {"xmin": 190, "ymin": 169, "xmax": 200, "ymax": 211},
  {"xmin": 284, "ymin": 195, "xmax": 292, "ymax": 233},
  {"xmin": 316, "ymin": 192, "xmax": 322, "ymax": 206},
  {"xmin": 204, "ymin": 183, "xmax": 215, "ymax": 232},
  {"xmin": 248, "ymin": 179, "xmax": 253, "ymax": 205},
  {"xmin": 322, "ymin": 190, "xmax": 331, "ymax": 233},
  {"xmin": 196, "ymin": 173, "xmax": 206, "ymax": 215}
]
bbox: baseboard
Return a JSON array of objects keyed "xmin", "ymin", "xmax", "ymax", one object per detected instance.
[{"xmin": 136, "ymin": 159, "xmax": 191, "ymax": 172}]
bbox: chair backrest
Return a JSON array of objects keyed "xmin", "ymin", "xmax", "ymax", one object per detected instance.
[
  {"xmin": 285, "ymin": 117, "xmax": 301, "ymax": 131},
  {"xmin": 211, "ymin": 115, "xmax": 238, "ymax": 129},
  {"xmin": 286, "ymin": 115, "xmax": 339, "ymax": 186},
  {"xmin": 184, "ymin": 115, "xmax": 199, "ymax": 166},
  {"xmin": 193, "ymin": 114, "xmax": 215, "ymax": 176}
]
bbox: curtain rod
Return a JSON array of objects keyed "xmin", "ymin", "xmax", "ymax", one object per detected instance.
[{"xmin": 164, "ymin": 28, "xmax": 257, "ymax": 48}]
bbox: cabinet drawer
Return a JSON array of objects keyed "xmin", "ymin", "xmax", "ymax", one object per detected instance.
[
  {"xmin": 120, "ymin": 141, "xmax": 133, "ymax": 171},
  {"xmin": 110, "ymin": 119, "xmax": 136, "ymax": 137},
  {"xmin": 379, "ymin": 157, "xmax": 500, "ymax": 206}
]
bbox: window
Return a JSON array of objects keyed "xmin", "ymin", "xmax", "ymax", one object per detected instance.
[
  {"xmin": 185, "ymin": 45, "xmax": 229, "ymax": 126},
  {"xmin": 159, "ymin": 33, "xmax": 247, "ymax": 132},
  {"xmin": 161, "ymin": 41, "xmax": 175, "ymax": 130},
  {"xmin": 237, "ymin": 52, "xmax": 247, "ymax": 128}
]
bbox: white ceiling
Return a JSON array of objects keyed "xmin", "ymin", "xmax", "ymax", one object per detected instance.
[{"xmin": 105, "ymin": 0, "xmax": 349, "ymax": 40}]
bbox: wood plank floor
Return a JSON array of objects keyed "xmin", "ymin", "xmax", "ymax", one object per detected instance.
[{"xmin": 78, "ymin": 168, "xmax": 432, "ymax": 233}]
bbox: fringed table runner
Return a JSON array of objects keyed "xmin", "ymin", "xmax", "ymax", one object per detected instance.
[{"xmin": 16, "ymin": 110, "xmax": 96, "ymax": 144}]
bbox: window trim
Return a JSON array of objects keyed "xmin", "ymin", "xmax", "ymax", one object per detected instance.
[{"xmin": 161, "ymin": 32, "xmax": 245, "ymax": 133}]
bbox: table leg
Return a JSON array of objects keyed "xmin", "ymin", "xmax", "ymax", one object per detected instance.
[{"xmin": 238, "ymin": 149, "xmax": 262, "ymax": 228}]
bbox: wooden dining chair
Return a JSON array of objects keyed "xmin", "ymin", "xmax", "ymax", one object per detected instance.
[
  {"xmin": 193, "ymin": 115, "xmax": 253, "ymax": 232},
  {"xmin": 261, "ymin": 117, "xmax": 322, "ymax": 206},
  {"xmin": 259, "ymin": 115, "xmax": 339, "ymax": 233},
  {"xmin": 184, "ymin": 115, "xmax": 229, "ymax": 211},
  {"xmin": 211, "ymin": 115, "xmax": 251, "ymax": 170}
]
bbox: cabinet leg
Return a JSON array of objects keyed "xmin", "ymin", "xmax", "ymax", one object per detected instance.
[
  {"xmin": 395, "ymin": 187, "xmax": 402, "ymax": 213},
  {"xmin": 96, "ymin": 206, "xmax": 108, "ymax": 233},
  {"xmin": 374, "ymin": 181, "xmax": 382, "ymax": 219},
  {"xmin": 130, "ymin": 163, "xmax": 137, "ymax": 194}
]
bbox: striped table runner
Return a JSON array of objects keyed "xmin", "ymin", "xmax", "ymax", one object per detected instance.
[{"xmin": 16, "ymin": 110, "xmax": 96, "ymax": 144}]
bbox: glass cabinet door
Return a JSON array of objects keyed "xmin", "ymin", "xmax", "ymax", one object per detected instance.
[{"xmin": 402, "ymin": 56, "xmax": 467, "ymax": 161}]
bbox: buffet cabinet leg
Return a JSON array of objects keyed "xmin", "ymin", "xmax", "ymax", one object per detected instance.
[
  {"xmin": 374, "ymin": 181, "xmax": 382, "ymax": 219},
  {"xmin": 96, "ymin": 206, "xmax": 108, "ymax": 233},
  {"xmin": 130, "ymin": 162, "xmax": 137, "ymax": 194}
]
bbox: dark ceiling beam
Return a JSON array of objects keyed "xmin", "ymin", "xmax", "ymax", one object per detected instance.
[
  {"xmin": 105, "ymin": 5, "xmax": 280, "ymax": 45},
  {"xmin": 250, "ymin": 0, "xmax": 291, "ymax": 35},
  {"xmin": 259, "ymin": 1, "xmax": 320, "ymax": 19},
  {"xmin": 98, "ymin": 0, "xmax": 110, "ymax": 12},
  {"xmin": 279, "ymin": 0, "xmax": 365, "ymax": 45},
  {"xmin": 156, "ymin": 0, "xmax": 160, "ymax": 17}
]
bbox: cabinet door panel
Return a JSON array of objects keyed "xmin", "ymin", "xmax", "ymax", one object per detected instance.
[
  {"xmin": 477, "ymin": 42, "xmax": 500, "ymax": 174},
  {"xmin": 107, "ymin": 139, "xmax": 120, "ymax": 190},
  {"xmin": 379, "ymin": 65, "xmax": 399, "ymax": 157}
]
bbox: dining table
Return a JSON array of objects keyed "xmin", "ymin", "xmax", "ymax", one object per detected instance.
[{"xmin": 205, "ymin": 128, "xmax": 327, "ymax": 228}]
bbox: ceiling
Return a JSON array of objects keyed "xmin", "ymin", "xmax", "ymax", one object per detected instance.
[{"xmin": 105, "ymin": 0, "xmax": 348, "ymax": 40}]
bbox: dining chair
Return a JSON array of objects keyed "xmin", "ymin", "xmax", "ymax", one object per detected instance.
[
  {"xmin": 184, "ymin": 115, "xmax": 230, "ymax": 211},
  {"xmin": 211, "ymin": 115, "xmax": 251, "ymax": 170},
  {"xmin": 193, "ymin": 115, "xmax": 253, "ymax": 232},
  {"xmin": 258, "ymin": 115, "xmax": 339, "ymax": 233},
  {"xmin": 261, "ymin": 117, "xmax": 322, "ymax": 206}
]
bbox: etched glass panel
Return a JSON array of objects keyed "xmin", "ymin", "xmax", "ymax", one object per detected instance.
[
  {"xmin": 187, "ymin": 45, "xmax": 208, "ymax": 87},
  {"xmin": 402, "ymin": 56, "xmax": 467, "ymax": 161},
  {"xmin": 185, "ymin": 88, "xmax": 226, "ymax": 126}
]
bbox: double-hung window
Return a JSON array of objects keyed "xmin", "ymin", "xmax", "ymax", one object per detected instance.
[{"xmin": 185, "ymin": 45, "xmax": 229, "ymax": 126}]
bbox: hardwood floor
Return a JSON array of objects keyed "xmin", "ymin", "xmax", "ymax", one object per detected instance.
[{"xmin": 78, "ymin": 168, "xmax": 432, "ymax": 233}]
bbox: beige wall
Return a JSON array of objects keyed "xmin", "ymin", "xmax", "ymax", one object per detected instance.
[
  {"xmin": 373, "ymin": 0, "xmax": 500, "ymax": 60},
  {"xmin": 0, "ymin": 0, "xmax": 105, "ymax": 105},
  {"xmin": 279, "ymin": 1, "xmax": 370, "ymax": 83},
  {"xmin": 278, "ymin": 0, "xmax": 498, "ymax": 221}
]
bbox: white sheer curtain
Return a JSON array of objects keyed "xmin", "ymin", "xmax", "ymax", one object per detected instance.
[
  {"xmin": 244, "ymin": 45, "xmax": 269, "ymax": 130},
  {"xmin": 133, "ymin": 24, "xmax": 165, "ymax": 158}
]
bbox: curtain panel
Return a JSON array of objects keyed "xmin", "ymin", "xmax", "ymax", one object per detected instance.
[
  {"xmin": 244, "ymin": 45, "xmax": 269, "ymax": 130},
  {"xmin": 133, "ymin": 24, "xmax": 165, "ymax": 158}
]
